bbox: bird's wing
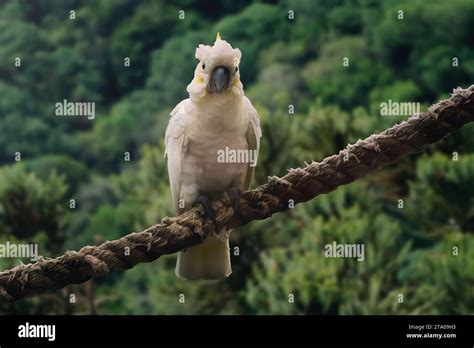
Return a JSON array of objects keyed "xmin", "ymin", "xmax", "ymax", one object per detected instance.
[
  {"xmin": 164, "ymin": 99, "xmax": 191, "ymax": 214},
  {"xmin": 242, "ymin": 96, "xmax": 262, "ymax": 190}
]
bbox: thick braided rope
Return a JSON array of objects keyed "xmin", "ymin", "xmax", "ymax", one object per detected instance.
[{"xmin": 1, "ymin": 85, "xmax": 473, "ymax": 303}]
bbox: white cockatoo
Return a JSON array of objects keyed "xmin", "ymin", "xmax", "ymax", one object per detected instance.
[{"xmin": 164, "ymin": 33, "xmax": 261, "ymax": 280}]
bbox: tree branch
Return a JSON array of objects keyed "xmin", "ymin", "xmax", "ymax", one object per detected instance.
[{"xmin": 1, "ymin": 86, "xmax": 474, "ymax": 304}]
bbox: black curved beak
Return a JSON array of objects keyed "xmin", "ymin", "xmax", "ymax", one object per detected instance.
[{"xmin": 208, "ymin": 66, "xmax": 230, "ymax": 94}]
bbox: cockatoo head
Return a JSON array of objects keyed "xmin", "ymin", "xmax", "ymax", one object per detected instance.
[{"xmin": 187, "ymin": 33, "xmax": 244, "ymax": 100}]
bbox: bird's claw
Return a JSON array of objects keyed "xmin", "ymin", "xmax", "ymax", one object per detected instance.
[
  {"xmin": 193, "ymin": 194, "xmax": 216, "ymax": 220},
  {"xmin": 226, "ymin": 187, "xmax": 242, "ymax": 215}
]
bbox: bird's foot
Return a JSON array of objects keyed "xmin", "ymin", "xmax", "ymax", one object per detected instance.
[
  {"xmin": 225, "ymin": 187, "xmax": 242, "ymax": 215},
  {"xmin": 192, "ymin": 194, "xmax": 216, "ymax": 220}
]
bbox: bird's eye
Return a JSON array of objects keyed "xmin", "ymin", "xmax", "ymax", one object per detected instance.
[
  {"xmin": 202, "ymin": 63, "xmax": 206, "ymax": 69},
  {"xmin": 235, "ymin": 66, "xmax": 239, "ymax": 72}
]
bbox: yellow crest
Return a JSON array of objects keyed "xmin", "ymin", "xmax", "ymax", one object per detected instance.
[{"xmin": 215, "ymin": 32, "xmax": 222, "ymax": 42}]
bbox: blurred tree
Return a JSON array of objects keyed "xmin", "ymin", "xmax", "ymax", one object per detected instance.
[
  {"xmin": 303, "ymin": 36, "xmax": 390, "ymax": 109},
  {"xmin": 23, "ymin": 155, "xmax": 89, "ymax": 195},
  {"xmin": 245, "ymin": 184, "xmax": 412, "ymax": 314},
  {"xmin": 212, "ymin": 3, "xmax": 290, "ymax": 86},
  {"xmin": 370, "ymin": 0, "xmax": 474, "ymax": 100},
  {"xmin": 0, "ymin": 0, "xmax": 473, "ymax": 315},
  {"xmin": 0, "ymin": 165, "xmax": 69, "ymax": 253}
]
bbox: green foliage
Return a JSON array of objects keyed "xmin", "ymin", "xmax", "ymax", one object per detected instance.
[
  {"xmin": 370, "ymin": 0, "xmax": 474, "ymax": 99},
  {"xmin": 245, "ymin": 184, "xmax": 412, "ymax": 314},
  {"xmin": 404, "ymin": 153, "xmax": 474, "ymax": 238},
  {"xmin": 303, "ymin": 36, "xmax": 389, "ymax": 109},
  {"xmin": 23, "ymin": 155, "xmax": 89, "ymax": 195},
  {"xmin": 109, "ymin": 1, "xmax": 205, "ymax": 92},
  {"xmin": 146, "ymin": 30, "xmax": 210, "ymax": 107},
  {"xmin": 78, "ymin": 95, "xmax": 165, "ymax": 171}
]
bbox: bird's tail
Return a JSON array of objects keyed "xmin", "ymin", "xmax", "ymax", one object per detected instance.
[{"xmin": 175, "ymin": 233, "xmax": 231, "ymax": 280}]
